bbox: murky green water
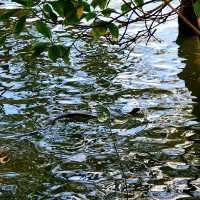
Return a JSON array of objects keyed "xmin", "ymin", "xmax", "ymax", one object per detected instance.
[{"xmin": 0, "ymin": 1, "xmax": 200, "ymax": 200}]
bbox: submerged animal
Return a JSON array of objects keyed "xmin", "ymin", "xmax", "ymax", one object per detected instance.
[{"xmin": 49, "ymin": 107, "xmax": 142, "ymax": 125}]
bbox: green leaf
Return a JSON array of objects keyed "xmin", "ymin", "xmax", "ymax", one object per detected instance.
[
  {"xmin": 58, "ymin": 45, "xmax": 70, "ymax": 63},
  {"xmin": 92, "ymin": 20, "xmax": 107, "ymax": 39},
  {"xmin": 92, "ymin": 0, "xmax": 108, "ymax": 9},
  {"xmin": 49, "ymin": 11, "xmax": 58, "ymax": 23},
  {"xmin": 64, "ymin": 15, "xmax": 80, "ymax": 25},
  {"xmin": 62, "ymin": 48, "xmax": 70, "ymax": 63},
  {"xmin": 134, "ymin": 0, "xmax": 144, "ymax": 7},
  {"xmin": 35, "ymin": 21, "xmax": 52, "ymax": 39},
  {"xmin": 52, "ymin": 0, "xmax": 80, "ymax": 25},
  {"xmin": 43, "ymin": 4, "xmax": 52, "ymax": 13},
  {"xmin": 108, "ymin": 23, "xmax": 119, "ymax": 38},
  {"xmin": 85, "ymin": 12, "xmax": 96, "ymax": 21},
  {"xmin": 48, "ymin": 46, "xmax": 57, "ymax": 61},
  {"xmin": 43, "ymin": 4, "xmax": 57, "ymax": 23},
  {"xmin": 81, "ymin": 1, "xmax": 91, "ymax": 12},
  {"xmin": 193, "ymin": 0, "xmax": 200, "ymax": 17},
  {"xmin": 0, "ymin": 36, "xmax": 6, "ymax": 47},
  {"xmin": 51, "ymin": 0, "xmax": 74, "ymax": 19},
  {"xmin": 32, "ymin": 43, "xmax": 48, "ymax": 57},
  {"xmin": 92, "ymin": 26, "xmax": 107, "ymax": 39},
  {"xmin": 102, "ymin": 8, "xmax": 115, "ymax": 17},
  {"xmin": 14, "ymin": 15, "xmax": 27, "ymax": 35},
  {"xmin": 51, "ymin": 1, "xmax": 65, "ymax": 17},
  {"xmin": 48, "ymin": 45, "xmax": 70, "ymax": 63},
  {"xmin": 97, "ymin": 105, "xmax": 110, "ymax": 123},
  {"xmin": 121, "ymin": 2, "xmax": 131, "ymax": 13}
]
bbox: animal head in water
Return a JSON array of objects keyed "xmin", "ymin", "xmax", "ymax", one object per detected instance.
[{"xmin": 129, "ymin": 108, "xmax": 140, "ymax": 115}]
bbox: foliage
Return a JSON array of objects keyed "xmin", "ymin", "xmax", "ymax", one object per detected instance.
[
  {"xmin": 194, "ymin": 0, "xmax": 200, "ymax": 17},
  {"xmin": 0, "ymin": 0, "xmax": 192, "ymax": 62}
]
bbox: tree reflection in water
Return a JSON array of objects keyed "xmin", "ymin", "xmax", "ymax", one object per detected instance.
[{"xmin": 178, "ymin": 36, "xmax": 200, "ymax": 119}]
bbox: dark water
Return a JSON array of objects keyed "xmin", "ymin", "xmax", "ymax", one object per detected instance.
[{"xmin": 0, "ymin": 1, "xmax": 200, "ymax": 200}]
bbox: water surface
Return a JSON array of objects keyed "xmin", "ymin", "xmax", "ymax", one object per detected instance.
[{"xmin": 0, "ymin": 1, "xmax": 200, "ymax": 199}]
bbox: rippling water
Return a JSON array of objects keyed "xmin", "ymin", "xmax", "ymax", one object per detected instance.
[{"xmin": 0, "ymin": 1, "xmax": 200, "ymax": 200}]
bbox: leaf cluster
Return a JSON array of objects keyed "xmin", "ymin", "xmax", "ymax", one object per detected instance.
[{"xmin": 0, "ymin": 0, "xmax": 184, "ymax": 63}]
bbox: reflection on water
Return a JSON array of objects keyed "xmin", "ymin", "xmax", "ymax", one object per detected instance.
[
  {"xmin": 178, "ymin": 36, "xmax": 200, "ymax": 119},
  {"xmin": 0, "ymin": 2, "xmax": 200, "ymax": 200}
]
